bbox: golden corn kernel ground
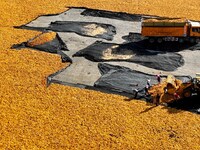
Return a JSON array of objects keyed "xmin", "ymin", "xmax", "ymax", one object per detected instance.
[{"xmin": 0, "ymin": 0, "xmax": 200, "ymax": 149}]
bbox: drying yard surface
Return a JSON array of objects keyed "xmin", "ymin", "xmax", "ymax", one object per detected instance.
[
  {"xmin": 0, "ymin": 0, "xmax": 200, "ymax": 149},
  {"xmin": 13, "ymin": 8, "xmax": 200, "ymax": 113}
]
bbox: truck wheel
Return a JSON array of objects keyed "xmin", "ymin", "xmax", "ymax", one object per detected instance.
[
  {"xmin": 190, "ymin": 38, "xmax": 195, "ymax": 43},
  {"xmin": 196, "ymin": 38, "xmax": 200, "ymax": 43},
  {"xmin": 157, "ymin": 38, "xmax": 163, "ymax": 43},
  {"xmin": 149, "ymin": 38, "xmax": 155, "ymax": 43},
  {"xmin": 178, "ymin": 38, "xmax": 184, "ymax": 43},
  {"xmin": 183, "ymin": 90, "xmax": 192, "ymax": 98}
]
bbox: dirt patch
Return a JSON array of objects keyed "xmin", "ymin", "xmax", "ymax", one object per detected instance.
[{"xmin": 73, "ymin": 41, "xmax": 184, "ymax": 71}]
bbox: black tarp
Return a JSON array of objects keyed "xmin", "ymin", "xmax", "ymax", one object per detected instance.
[
  {"xmin": 49, "ymin": 21, "xmax": 116, "ymax": 41},
  {"xmin": 12, "ymin": 32, "xmax": 68, "ymax": 53},
  {"xmin": 18, "ymin": 21, "xmax": 116, "ymax": 41},
  {"xmin": 94, "ymin": 63, "xmax": 200, "ymax": 114},
  {"xmin": 94, "ymin": 63, "xmax": 191, "ymax": 98},
  {"xmin": 11, "ymin": 32, "xmax": 72, "ymax": 63},
  {"xmin": 81, "ymin": 8, "xmax": 143, "ymax": 22},
  {"xmin": 73, "ymin": 41, "xmax": 184, "ymax": 71}
]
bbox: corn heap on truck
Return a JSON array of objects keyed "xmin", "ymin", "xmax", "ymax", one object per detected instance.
[
  {"xmin": 141, "ymin": 18, "xmax": 200, "ymax": 43},
  {"xmin": 148, "ymin": 74, "xmax": 200, "ymax": 105}
]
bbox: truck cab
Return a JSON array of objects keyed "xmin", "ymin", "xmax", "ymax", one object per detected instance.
[{"xmin": 189, "ymin": 21, "xmax": 200, "ymax": 42}]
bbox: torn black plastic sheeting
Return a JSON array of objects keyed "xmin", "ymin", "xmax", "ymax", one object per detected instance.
[
  {"xmin": 73, "ymin": 41, "xmax": 184, "ymax": 71},
  {"xmin": 48, "ymin": 21, "xmax": 116, "ymax": 40},
  {"xmin": 81, "ymin": 8, "xmax": 143, "ymax": 22},
  {"xmin": 16, "ymin": 21, "xmax": 116, "ymax": 41},
  {"xmin": 12, "ymin": 32, "xmax": 68, "ymax": 53}
]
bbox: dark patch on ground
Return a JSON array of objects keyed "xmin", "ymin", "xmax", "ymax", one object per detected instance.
[
  {"xmin": 17, "ymin": 21, "xmax": 116, "ymax": 41},
  {"xmin": 136, "ymin": 40, "xmax": 200, "ymax": 52},
  {"xmin": 73, "ymin": 41, "xmax": 184, "ymax": 71},
  {"xmin": 81, "ymin": 8, "xmax": 143, "ymax": 22},
  {"xmin": 123, "ymin": 33, "xmax": 200, "ymax": 51},
  {"xmin": 188, "ymin": 42, "xmax": 200, "ymax": 50},
  {"xmin": 167, "ymin": 95, "xmax": 200, "ymax": 114},
  {"xmin": 15, "ymin": 25, "xmax": 48, "ymax": 32},
  {"xmin": 57, "ymin": 50, "xmax": 72, "ymax": 63},
  {"xmin": 122, "ymin": 32, "xmax": 146, "ymax": 43}
]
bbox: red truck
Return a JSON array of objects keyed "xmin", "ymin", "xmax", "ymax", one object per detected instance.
[{"xmin": 141, "ymin": 18, "xmax": 200, "ymax": 43}]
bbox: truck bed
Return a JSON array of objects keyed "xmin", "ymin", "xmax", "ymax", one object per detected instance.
[
  {"xmin": 141, "ymin": 26, "xmax": 187, "ymax": 37},
  {"xmin": 141, "ymin": 18, "xmax": 187, "ymax": 37}
]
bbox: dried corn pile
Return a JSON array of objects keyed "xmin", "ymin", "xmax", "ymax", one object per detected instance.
[
  {"xmin": 0, "ymin": 0, "xmax": 200, "ymax": 149},
  {"xmin": 27, "ymin": 32, "xmax": 57, "ymax": 47},
  {"xmin": 144, "ymin": 18, "xmax": 187, "ymax": 23}
]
